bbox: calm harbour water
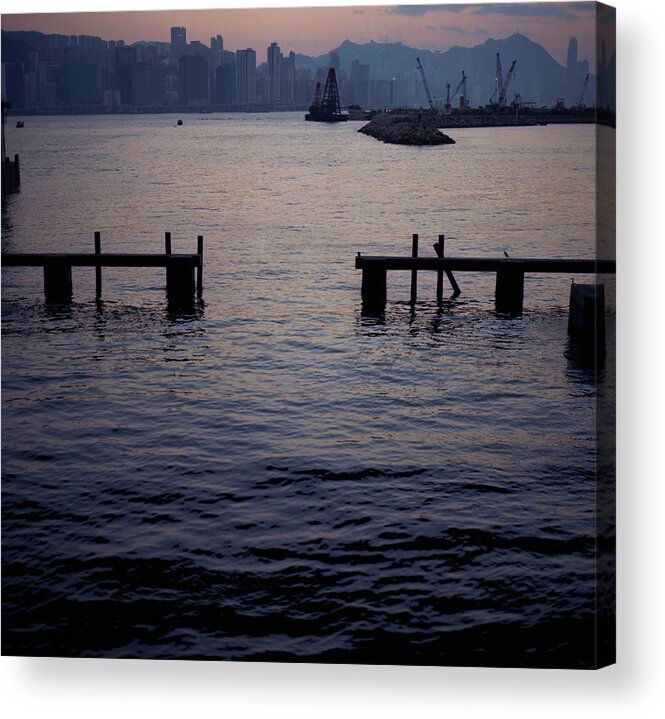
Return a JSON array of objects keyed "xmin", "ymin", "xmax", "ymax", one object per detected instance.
[{"xmin": 2, "ymin": 113, "xmax": 613, "ymax": 665}]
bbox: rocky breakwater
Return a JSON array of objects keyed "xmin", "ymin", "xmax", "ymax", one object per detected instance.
[{"xmin": 358, "ymin": 112, "xmax": 455, "ymax": 146}]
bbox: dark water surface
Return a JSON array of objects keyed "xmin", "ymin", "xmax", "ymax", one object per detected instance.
[{"xmin": 2, "ymin": 114, "xmax": 612, "ymax": 665}]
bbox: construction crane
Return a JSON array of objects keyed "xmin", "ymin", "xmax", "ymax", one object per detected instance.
[
  {"xmin": 498, "ymin": 60, "xmax": 516, "ymax": 107},
  {"xmin": 491, "ymin": 58, "xmax": 517, "ymax": 108},
  {"xmin": 490, "ymin": 53, "xmax": 503, "ymax": 106},
  {"xmin": 444, "ymin": 71, "xmax": 469, "ymax": 113},
  {"xmin": 416, "ymin": 57, "xmax": 437, "ymax": 111},
  {"xmin": 576, "ymin": 72, "xmax": 590, "ymax": 108}
]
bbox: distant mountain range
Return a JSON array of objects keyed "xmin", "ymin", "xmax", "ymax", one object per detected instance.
[{"xmin": 295, "ymin": 33, "xmax": 594, "ymax": 107}]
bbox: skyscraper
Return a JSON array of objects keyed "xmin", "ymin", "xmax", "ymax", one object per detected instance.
[
  {"xmin": 115, "ymin": 45, "xmax": 137, "ymax": 105},
  {"xmin": 178, "ymin": 55, "xmax": 208, "ymax": 106},
  {"xmin": 171, "ymin": 27, "xmax": 187, "ymax": 47},
  {"xmin": 236, "ymin": 48, "xmax": 257, "ymax": 105},
  {"xmin": 267, "ymin": 41, "xmax": 281, "ymax": 102},
  {"xmin": 215, "ymin": 57, "xmax": 236, "ymax": 105},
  {"xmin": 211, "ymin": 34, "xmax": 224, "ymax": 68},
  {"xmin": 566, "ymin": 36, "xmax": 578, "ymax": 106},
  {"xmin": 284, "ymin": 51, "xmax": 296, "ymax": 102}
]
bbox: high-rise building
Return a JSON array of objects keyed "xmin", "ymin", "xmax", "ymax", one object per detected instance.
[
  {"xmin": 149, "ymin": 65, "xmax": 167, "ymax": 106},
  {"xmin": 211, "ymin": 34, "xmax": 224, "ymax": 66},
  {"xmin": 2, "ymin": 63, "xmax": 26, "ymax": 107},
  {"xmin": 131, "ymin": 62, "xmax": 151, "ymax": 106},
  {"xmin": 215, "ymin": 56, "xmax": 236, "ymax": 104},
  {"xmin": 169, "ymin": 27, "xmax": 187, "ymax": 66},
  {"xmin": 115, "ymin": 45, "xmax": 137, "ymax": 105},
  {"xmin": 284, "ymin": 51, "xmax": 296, "ymax": 102},
  {"xmin": 48, "ymin": 34, "xmax": 68, "ymax": 51},
  {"xmin": 178, "ymin": 55, "xmax": 209, "ymax": 106},
  {"xmin": 267, "ymin": 41, "xmax": 281, "ymax": 102},
  {"xmin": 79, "ymin": 35, "xmax": 104, "ymax": 51},
  {"xmin": 566, "ymin": 36, "xmax": 578, "ymax": 106},
  {"xmin": 63, "ymin": 63, "xmax": 98, "ymax": 105},
  {"xmin": 350, "ymin": 60, "xmax": 370, "ymax": 106},
  {"xmin": 171, "ymin": 27, "xmax": 187, "ymax": 47},
  {"xmin": 236, "ymin": 48, "xmax": 257, "ymax": 104},
  {"xmin": 329, "ymin": 51, "xmax": 340, "ymax": 72},
  {"xmin": 24, "ymin": 59, "xmax": 38, "ymax": 107},
  {"xmin": 38, "ymin": 63, "xmax": 61, "ymax": 107}
]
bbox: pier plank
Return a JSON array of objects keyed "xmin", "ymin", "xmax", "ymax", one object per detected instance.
[
  {"xmin": 2, "ymin": 253, "xmax": 201, "ymax": 268},
  {"xmin": 355, "ymin": 255, "xmax": 615, "ymax": 274}
]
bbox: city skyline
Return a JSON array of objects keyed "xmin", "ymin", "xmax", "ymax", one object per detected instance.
[
  {"xmin": 3, "ymin": 2, "xmax": 601, "ymax": 67},
  {"xmin": 2, "ymin": 23, "xmax": 607, "ymax": 112}
]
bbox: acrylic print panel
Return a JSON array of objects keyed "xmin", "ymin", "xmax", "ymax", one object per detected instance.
[{"xmin": 0, "ymin": 1, "xmax": 615, "ymax": 668}]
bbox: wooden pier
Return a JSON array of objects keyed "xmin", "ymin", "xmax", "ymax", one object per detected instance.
[
  {"xmin": 2, "ymin": 232, "xmax": 203, "ymax": 306},
  {"xmin": 356, "ymin": 236, "xmax": 615, "ymax": 315}
]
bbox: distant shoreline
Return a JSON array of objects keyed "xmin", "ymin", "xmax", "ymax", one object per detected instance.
[{"xmin": 4, "ymin": 105, "xmax": 615, "ymax": 128}]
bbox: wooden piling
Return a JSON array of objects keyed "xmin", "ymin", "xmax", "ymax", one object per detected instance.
[
  {"xmin": 446, "ymin": 266, "xmax": 461, "ymax": 297},
  {"xmin": 165, "ymin": 231, "xmax": 172, "ymax": 255},
  {"xmin": 433, "ymin": 234, "xmax": 461, "ymax": 298},
  {"xmin": 436, "ymin": 234, "xmax": 444, "ymax": 303},
  {"xmin": 410, "ymin": 233, "xmax": 418, "ymax": 304},
  {"xmin": 197, "ymin": 235, "xmax": 203, "ymax": 298},
  {"xmin": 495, "ymin": 261, "xmax": 525, "ymax": 315},
  {"xmin": 361, "ymin": 266, "xmax": 387, "ymax": 313},
  {"xmin": 569, "ymin": 283, "xmax": 605, "ymax": 345},
  {"xmin": 94, "ymin": 231, "xmax": 102, "ymax": 299},
  {"xmin": 43, "ymin": 259, "xmax": 72, "ymax": 303},
  {"xmin": 166, "ymin": 256, "xmax": 196, "ymax": 307}
]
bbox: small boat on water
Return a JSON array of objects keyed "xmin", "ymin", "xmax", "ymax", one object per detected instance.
[
  {"xmin": 305, "ymin": 68, "xmax": 348, "ymax": 123},
  {"xmin": 16, "ymin": 121, "xmax": 24, "ymax": 128},
  {"xmin": 176, "ymin": 119, "xmax": 183, "ymax": 126}
]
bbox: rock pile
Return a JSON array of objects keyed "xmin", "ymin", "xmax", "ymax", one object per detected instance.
[{"xmin": 358, "ymin": 112, "xmax": 455, "ymax": 145}]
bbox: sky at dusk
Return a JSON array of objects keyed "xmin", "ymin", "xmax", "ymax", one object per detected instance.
[{"xmin": 2, "ymin": 2, "xmax": 601, "ymax": 66}]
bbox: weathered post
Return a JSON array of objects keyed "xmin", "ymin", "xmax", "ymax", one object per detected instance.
[
  {"xmin": 166, "ymin": 256, "xmax": 195, "ymax": 307},
  {"xmin": 165, "ymin": 231, "xmax": 172, "ymax": 255},
  {"xmin": 197, "ymin": 235, "xmax": 203, "ymax": 298},
  {"xmin": 94, "ymin": 231, "xmax": 102, "ymax": 299},
  {"xmin": 568, "ymin": 282, "xmax": 605, "ymax": 346},
  {"xmin": 410, "ymin": 233, "xmax": 418, "ymax": 304},
  {"xmin": 495, "ymin": 260, "xmax": 525, "ymax": 315},
  {"xmin": 436, "ymin": 234, "xmax": 444, "ymax": 303},
  {"xmin": 361, "ymin": 267, "xmax": 387, "ymax": 314},
  {"xmin": 433, "ymin": 234, "xmax": 461, "ymax": 298},
  {"xmin": 43, "ymin": 259, "xmax": 73, "ymax": 303}
]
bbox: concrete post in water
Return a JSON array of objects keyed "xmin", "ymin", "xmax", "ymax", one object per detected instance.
[
  {"xmin": 436, "ymin": 234, "xmax": 444, "ymax": 303},
  {"xmin": 43, "ymin": 259, "xmax": 73, "ymax": 303},
  {"xmin": 568, "ymin": 282, "xmax": 605, "ymax": 346},
  {"xmin": 94, "ymin": 231, "xmax": 102, "ymax": 299},
  {"xmin": 495, "ymin": 261, "xmax": 525, "ymax": 315},
  {"xmin": 361, "ymin": 267, "xmax": 387, "ymax": 314},
  {"xmin": 166, "ymin": 256, "xmax": 195, "ymax": 307},
  {"xmin": 410, "ymin": 233, "xmax": 418, "ymax": 304},
  {"xmin": 197, "ymin": 235, "xmax": 203, "ymax": 298},
  {"xmin": 165, "ymin": 231, "xmax": 172, "ymax": 255}
]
